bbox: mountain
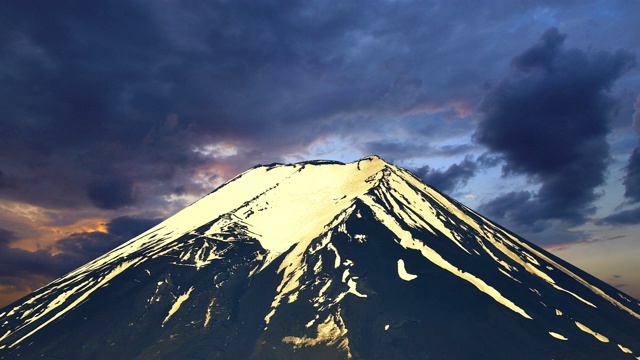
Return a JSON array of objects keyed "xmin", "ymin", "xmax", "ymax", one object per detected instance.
[{"xmin": 0, "ymin": 156, "xmax": 639, "ymax": 359}]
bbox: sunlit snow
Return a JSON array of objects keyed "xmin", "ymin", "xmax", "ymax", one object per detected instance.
[
  {"xmin": 618, "ymin": 344, "xmax": 633, "ymax": 354},
  {"xmin": 397, "ymin": 259, "xmax": 418, "ymax": 281},
  {"xmin": 548, "ymin": 331, "xmax": 568, "ymax": 340},
  {"xmin": 574, "ymin": 321, "xmax": 609, "ymax": 343},
  {"xmin": 162, "ymin": 286, "xmax": 194, "ymax": 327}
]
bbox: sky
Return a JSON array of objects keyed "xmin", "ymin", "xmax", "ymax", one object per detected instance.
[{"xmin": 0, "ymin": 0, "xmax": 639, "ymax": 309}]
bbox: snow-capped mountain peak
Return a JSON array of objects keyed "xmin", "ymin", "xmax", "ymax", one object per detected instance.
[{"xmin": 1, "ymin": 156, "xmax": 639, "ymax": 359}]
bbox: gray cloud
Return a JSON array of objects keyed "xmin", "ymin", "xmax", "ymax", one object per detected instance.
[
  {"xmin": 106, "ymin": 216, "xmax": 162, "ymax": 239},
  {"xmin": 622, "ymin": 97, "xmax": 640, "ymax": 204},
  {"xmin": 0, "ymin": 236, "xmax": 79, "ymax": 295},
  {"xmin": 475, "ymin": 28, "xmax": 636, "ymax": 228},
  {"xmin": 623, "ymin": 147, "xmax": 640, "ymax": 203},
  {"xmin": 414, "ymin": 157, "xmax": 478, "ymax": 193},
  {"xmin": 86, "ymin": 176, "xmax": 136, "ymax": 210},
  {"xmin": 0, "ymin": 171, "xmax": 16, "ymax": 189},
  {"xmin": 0, "ymin": 216, "xmax": 159, "ymax": 301},
  {"xmin": 595, "ymin": 95, "xmax": 640, "ymax": 225},
  {"xmin": 54, "ymin": 216, "xmax": 160, "ymax": 261},
  {"xmin": 596, "ymin": 207, "xmax": 640, "ymax": 226},
  {"xmin": 0, "ymin": 0, "xmax": 556, "ymax": 212},
  {"xmin": 0, "ymin": 228, "xmax": 16, "ymax": 247}
]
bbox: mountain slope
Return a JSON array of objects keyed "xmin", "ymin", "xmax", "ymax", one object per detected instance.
[{"xmin": 0, "ymin": 156, "xmax": 639, "ymax": 359}]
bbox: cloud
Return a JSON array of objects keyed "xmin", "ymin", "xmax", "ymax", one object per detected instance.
[
  {"xmin": 622, "ymin": 97, "xmax": 640, "ymax": 204},
  {"xmin": 106, "ymin": 216, "xmax": 162, "ymax": 238},
  {"xmin": 0, "ymin": 171, "xmax": 16, "ymax": 189},
  {"xmin": 53, "ymin": 232, "xmax": 125, "ymax": 265},
  {"xmin": 54, "ymin": 216, "xmax": 161, "ymax": 260},
  {"xmin": 477, "ymin": 152, "xmax": 501, "ymax": 168},
  {"xmin": 362, "ymin": 141, "xmax": 476, "ymax": 163},
  {"xmin": 633, "ymin": 95, "xmax": 640, "ymax": 134},
  {"xmin": 0, "ymin": 216, "xmax": 160, "ymax": 302},
  {"xmin": 0, "ymin": 1, "xmax": 637, "ymax": 276},
  {"xmin": 414, "ymin": 157, "xmax": 478, "ymax": 193},
  {"xmin": 0, "ymin": 231, "xmax": 78, "ymax": 294},
  {"xmin": 597, "ymin": 96, "xmax": 640, "ymax": 225},
  {"xmin": 477, "ymin": 191, "xmax": 553, "ymax": 231},
  {"xmin": 623, "ymin": 147, "xmax": 640, "ymax": 203},
  {"xmin": 0, "ymin": 0, "xmax": 542, "ymax": 212},
  {"xmin": 0, "ymin": 228, "xmax": 17, "ymax": 246},
  {"xmin": 53, "ymin": 216, "xmax": 160, "ymax": 261},
  {"xmin": 474, "ymin": 28, "xmax": 636, "ymax": 228},
  {"xmin": 596, "ymin": 207, "xmax": 640, "ymax": 226},
  {"xmin": 86, "ymin": 176, "xmax": 136, "ymax": 210},
  {"xmin": 511, "ymin": 27, "xmax": 566, "ymax": 72}
]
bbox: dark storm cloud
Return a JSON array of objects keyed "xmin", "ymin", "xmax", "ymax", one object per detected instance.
[
  {"xmin": 414, "ymin": 157, "xmax": 478, "ymax": 193},
  {"xmin": 0, "ymin": 0, "xmax": 545, "ymax": 211},
  {"xmin": 475, "ymin": 28, "xmax": 636, "ymax": 228},
  {"xmin": 0, "ymin": 2, "xmax": 165, "ymax": 149},
  {"xmin": 0, "ymin": 1, "xmax": 184, "ymax": 209},
  {"xmin": 511, "ymin": 28, "xmax": 566, "ymax": 72},
  {"xmin": 86, "ymin": 176, "xmax": 136, "ymax": 210},
  {"xmin": 0, "ymin": 216, "xmax": 159, "ymax": 296}
]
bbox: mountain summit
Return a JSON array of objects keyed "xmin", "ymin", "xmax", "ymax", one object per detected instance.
[{"xmin": 1, "ymin": 156, "xmax": 639, "ymax": 359}]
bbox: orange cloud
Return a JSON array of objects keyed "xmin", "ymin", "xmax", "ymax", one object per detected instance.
[{"xmin": 0, "ymin": 199, "xmax": 110, "ymax": 252}]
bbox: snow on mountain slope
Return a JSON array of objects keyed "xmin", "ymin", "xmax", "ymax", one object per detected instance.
[
  {"xmin": 0, "ymin": 156, "xmax": 384, "ymax": 349},
  {"xmin": 1, "ymin": 156, "xmax": 639, "ymax": 359}
]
